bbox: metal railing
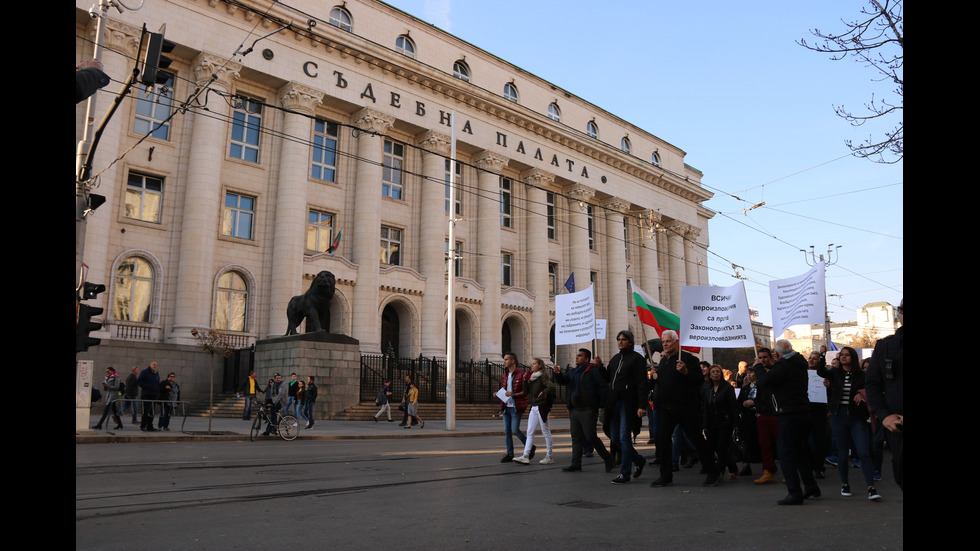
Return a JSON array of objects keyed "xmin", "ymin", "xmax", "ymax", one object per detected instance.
[{"xmin": 94, "ymin": 398, "xmax": 190, "ymax": 433}]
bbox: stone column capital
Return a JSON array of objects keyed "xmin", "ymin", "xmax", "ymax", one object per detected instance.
[
  {"xmin": 278, "ymin": 82, "xmax": 324, "ymax": 114},
  {"xmin": 604, "ymin": 197, "xmax": 631, "ymax": 214},
  {"xmin": 417, "ymin": 130, "xmax": 452, "ymax": 156},
  {"xmin": 566, "ymin": 184, "xmax": 595, "ymax": 202},
  {"xmin": 98, "ymin": 19, "xmax": 142, "ymax": 57},
  {"xmin": 521, "ymin": 168, "xmax": 555, "ymax": 188},
  {"xmin": 474, "ymin": 150, "xmax": 509, "ymax": 172},
  {"xmin": 192, "ymin": 53, "xmax": 241, "ymax": 90},
  {"xmin": 354, "ymin": 107, "xmax": 395, "ymax": 135}
]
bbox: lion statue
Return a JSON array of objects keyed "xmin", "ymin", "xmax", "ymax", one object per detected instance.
[{"xmin": 285, "ymin": 271, "xmax": 336, "ymax": 335}]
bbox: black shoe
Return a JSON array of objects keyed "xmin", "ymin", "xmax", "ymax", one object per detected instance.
[
  {"xmin": 611, "ymin": 474, "xmax": 631, "ymax": 484},
  {"xmin": 387, "ymin": 419, "xmax": 394, "ymax": 422},
  {"xmin": 501, "ymin": 454, "xmax": 514, "ymax": 463},
  {"xmin": 605, "ymin": 459, "xmax": 615, "ymax": 473},
  {"xmin": 672, "ymin": 462, "xmax": 680, "ymax": 472},
  {"xmin": 804, "ymin": 486, "xmax": 821, "ymax": 499},
  {"xmin": 683, "ymin": 457, "xmax": 699, "ymax": 468},
  {"xmin": 650, "ymin": 457, "xmax": 661, "ymax": 465},
  {"xmin": 92, "ymin": 425, "xmax": 102, "ymax": 430},
  {"xmin": 528, "ymin": 445, "xmax": 537, "ymax": 460},
  {"xmin": 583, "ymin": 451, "xmax": 594, "ymax": 458},
  {"xmin": 114, "ymin": 424, "xmax": 123, "ymax": 430},
  {"xmin": 633, "ymin": 460, "xmax": 645, "ymax": 479},
  {"xmin": 373, "ymin": 417, "xmax": 378, "ymax": 422},
  {"xmin": 650, "ymin": 477, "xmax": 673, "ymax": 487},
  {"xmin": 562, "ymin": 465, "xmax": 582, "ymax": 472},
  {"xmin": 777, "ymin": 494, "xmax": 804, "ymax": 505},
  {"xmin": 704, "ymin": 472, "xmax": 723, "ymax": 487}
]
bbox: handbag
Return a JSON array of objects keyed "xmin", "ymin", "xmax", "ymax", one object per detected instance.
[{"xmin": 729, "ymin": 429, "xmax": 747, "ymax": 464}]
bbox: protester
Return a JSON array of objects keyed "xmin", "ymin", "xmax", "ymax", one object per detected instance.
[
  {"xmin": 513, "ymin": 359, "xmax": 555, "ymax": 465},
  {"xmin": 866, "ymin": 299, "xmax": 903, "ymax": 490},
  {"xmin": 703, "ymin": 365, "xmax": 739, "ymax": 480}
]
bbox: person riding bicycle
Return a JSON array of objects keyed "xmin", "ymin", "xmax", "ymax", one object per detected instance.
[{"xmin": 262, "ymin": 373, "xmax": 288, "ymax": 436}]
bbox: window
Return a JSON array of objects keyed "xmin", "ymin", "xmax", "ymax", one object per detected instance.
[
  {"xmin": 621, "ymin": 137, "xmax": 631, "ymax": 154},
  {"xmin": 503, "ymin": 83, "xmax": 519, "ymax": 103},
  {"xmin": 623, "ymin": 218, "xmax": 630, "ymax": 259},
  {"xmin": 306, "ymin": 210, "xmax": 334, "ymax": 252},
  {"xmin": 395, "ymin": 35, "xmax": 415, "ymax": 58},
  {"xmin": 549, "ymin": 262, "xmax": 559, "ymax": 295},
  {"xmin": 229, "ymin": 95, "xmax": 262, "ymax": 163},
  {"xmin": 125, "ymin": 172, "xmax": 163, "ymax": 223},
  {"xmin": 222, "ymin": 192, "xmax": 255, "ymax": 239},
  {"xmin": 381, "ymin": 226, "xmax": 402, "ymax": 266},
  {"xmin": 590, "ymin": 272, "xmax": 598, "ymax": 300},
  {"xmin": 499, "ymin": 177, "xmax": 512, "ymax": 228},
  {"xmin": 445, "ymin": 159, "xmax": 462, "ymax": 214},
  {"xmin": 311, "ymin": 119, "xmax": 338, "ymax": 182},
  {"xmin": 382, "ymin": 140, "xmax": 404, "ymax": 199},
  {"xmin": 445, "ymin": 240, "xmax": 462, "ymax": 277},
  {"xmin": 216, "ymin": 271, "xmax": 247, "ymax": 332},
  {"xmin": 113, "ymin": 257, "xmax": 153, "ymax": 322},
  {"xmin": 651, "ymin": 152, "xmax": 661, "ymax": 167},
  {"xmin": 586, "ymin": 121, "xmax": 598, "ymax": 139},
  {"xmin": 587, "ymin": 205, "xmax": 595, "ymax": 250},
  {"xmin": 547, "ymin": 103, "xmax": 561, "ymax": 122},
  {"xmin": 546, "ymin": 192, "xmax": 556, "ymax": 239},
  {"xmin": 453, "ymin": 60, "xmax": 471, "ymax": 82},
  {"xmin": 329, "ymin": 6, "xmax": 353, "ymax": 32},
  {"xmin": 501, "ymin": 252, "xmax": 513, "ymax": 286},
  {"xmin": 133, "ymin": 72, "xmax": 174, "ymax": 140}
]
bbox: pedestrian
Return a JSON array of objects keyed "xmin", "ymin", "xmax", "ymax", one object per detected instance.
[
  {"xmin": 137, "ymin": 361, "xmax": 161, "ymax": 432},
  {"xmin": 92, "ymin": 367, "xmax": 123, "ymax": 430},
  {"xmin": 513, "ymin": 359, "xmax": 556, "ymax": 465},
  {"xmin": 304, "ymin": 376, "xmax": 318, "ymax": 429},
  {"xmin": 285, "ymin": 373, "xmax": 300, "ymax": 417},
  {"xmin": 866, "ymin": 299, "xmax": 902, "ymax": 491},
  {"xmin": 116, "ymin": 366, "xmax": 140, "ymax": 424},
  {"xmin": 496, "ymin": 352, "xmax": 530, "ymax": 462},
  {"xmin": 158, "ymin": 372, "xmax": 180, "ymax": 431},
  {"xmin": 238, "ymin": 370, "xmax": 260, "ymax": 420},
  {"xmin": 296, "ymin": 380, "xmax": 307, "ymax": 422},
  {"xmin": 374, "ymin": 379, "xmax": 392, "ymax": 422},
  {"xmin": 403, "ymin": 380, "xmax": 424, "ymax": 429}
]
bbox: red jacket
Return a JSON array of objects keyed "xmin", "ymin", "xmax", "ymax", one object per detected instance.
[{"xmin": 499, "ymin": 369, "xmax": 530, "ymax": 413}]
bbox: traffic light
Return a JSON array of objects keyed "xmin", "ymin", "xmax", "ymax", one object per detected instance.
[
  {"xmin": 76, "ymin": 304, "xmax": 104, "ymax": 352},
  {"xmin": 76, "ymin": 282, "xmax": 106, "ymax": 353},
  {"xmin": 139, "ymin": 31, "xmax": 175, "ymax": 86}
]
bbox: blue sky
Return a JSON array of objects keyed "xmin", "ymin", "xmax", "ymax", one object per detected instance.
[{"xmin": 383, "ymin": 0, "xmax": 903, "ymax": 326}]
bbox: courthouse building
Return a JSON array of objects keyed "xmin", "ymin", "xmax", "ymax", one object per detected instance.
[{"xmin": 75, "ymin": 0, "xmax": 713, "ymax": 370}]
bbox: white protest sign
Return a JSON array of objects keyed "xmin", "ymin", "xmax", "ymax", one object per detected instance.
[
  {"xmin": 554, "ymin": 285, "xmax": 596, "ymax": 345},
  {"xmin": 679, "ymin": 282, "xmax": 755, "ymax": 348},
  {"xmin": 770, "ymin": 262, "xmax": 826, "ymax": 338},
  {"xmin": 595, "ymin": 319, "xmax": 607, "ymax": 340}
]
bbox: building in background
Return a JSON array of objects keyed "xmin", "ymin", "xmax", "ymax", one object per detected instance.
[{"xmin": 75, "ymin": 0, "xmax": 713, "ymax": 373}]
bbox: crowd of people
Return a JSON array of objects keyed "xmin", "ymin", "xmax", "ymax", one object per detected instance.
[
  {"xmin": 238, "ymin": 371, "xmax": 319, "ymax": 432},
  {"xmin": 92, "ymin": 361, "xmax": 180, "ymax": 432},
  {"xmin": 496, "ymin": 299, "xmax": 903, "ymax": 506}
]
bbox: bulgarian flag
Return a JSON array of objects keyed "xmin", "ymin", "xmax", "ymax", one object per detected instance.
[
  {"xmin": 631, "ymin": 279, "xmax": 700, "ymax": 353},
  {"xmin": 327, "ymin": 230, "xmax": 342, "ymax": 253}
]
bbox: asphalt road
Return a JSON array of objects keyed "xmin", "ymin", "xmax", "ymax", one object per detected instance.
[{"xmin": 76, "ymin": 432, "xmax": 903, "ymax": 550}]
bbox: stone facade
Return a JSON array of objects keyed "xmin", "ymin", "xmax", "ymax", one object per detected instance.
[{"xmin": 75, "ymin": 0, "xmax": 713, "ymax": 378}]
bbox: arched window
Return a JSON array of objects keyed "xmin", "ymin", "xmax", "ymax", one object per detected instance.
[
  {"xmin": 503, "ymin": 82, "xmax": 519, "ymax": 103},
  {"xmin": 586, "ymin": 121, "xmax": 598, "ymax": 139},
  {"xmin": 329, "ymin": 6, "xmax": 353, "ymax": 32},
  {"xmin": 651, "ymin": 151, "xmax": 661, "ymax": 167},
  {"xmin": 621, "ymin": 136, "xmax": 632, "ymax": 154},
  {"xmin": 113, "ymin": 256, "xmax": 154, "ymax": 322},
  {"xmin": 395, "ymin": 35, "xmax": 415, "ymax": 58},
  {"xmin": 216, "ymin": 271, "xmax": 248, "ymax": 332},
  {"xmin": 547, "ymin": 102, "xmax": 561, "ymax": 122},
  {"xmin": 453, "ymin": 60, "xmax": 471, "ymax": 82}
]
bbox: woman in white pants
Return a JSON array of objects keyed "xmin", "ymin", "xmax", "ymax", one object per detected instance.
[{"xmin": 513, "ymin": 359, "xmax": 556, "ymax": 464}]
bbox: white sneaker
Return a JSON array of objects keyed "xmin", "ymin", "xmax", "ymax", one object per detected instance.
[
  {"xmin": 539, "ymin": 455, "xmax": 555, "ymax": 465},
  {"xmin": 512, "ymin": 455, "xmax": 531, "ymax": 464}
]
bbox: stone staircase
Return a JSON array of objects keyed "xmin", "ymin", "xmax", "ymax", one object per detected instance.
[{"xmin": 185, "ymin": 395, "xmax": 568, "ymax": 421}]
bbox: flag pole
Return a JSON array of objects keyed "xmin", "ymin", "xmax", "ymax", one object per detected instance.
[{"xmin": 628, "ymin": 279, "xmax": 653, "ymax": 368}]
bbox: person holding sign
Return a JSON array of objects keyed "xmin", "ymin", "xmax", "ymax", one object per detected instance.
[
  {"xmin": 553, "ymin": 349, "xmax": 615, "ymax": 473},
  {"xmin": 649, "ymin": 330, "xmax": 721, "ymax": 488},
  {"xmin": 496, "ymin": 353, "xmax": 533, "ymax": 463}
]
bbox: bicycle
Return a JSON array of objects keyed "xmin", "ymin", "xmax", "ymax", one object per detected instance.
[{"xmin": 250, "ymin": 402, "xmax": 301, "ymax": 441}]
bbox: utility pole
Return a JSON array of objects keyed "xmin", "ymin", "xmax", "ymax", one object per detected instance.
[{"xmin": 801, "ymin": 244, "xmax": 841, "ymax": 348}]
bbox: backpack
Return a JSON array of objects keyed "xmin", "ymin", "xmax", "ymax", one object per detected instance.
[{"xmin": 375, "ymin": 385, "xmax": 387, "ymax": 405}]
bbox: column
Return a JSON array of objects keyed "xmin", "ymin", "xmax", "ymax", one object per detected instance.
[
  {"xmin": 566, "ymin": 184, "xmax": 595, "ymax": 300},
  {"xmin": 474, "ymin": 150, "xmax": 509, "ymax": 360},
  {"xmin": 604, "ymin": 198, "xmax": 630, "ymax": 354},
  {"xmin": 638, "ymin": 210, "xmax": 661, "ymax": 304},
  {"xmin": 666, "ymin": 222, "xmax": 689, "ymax": 311},
  {"xmin": 523, "ymin": 168, "xmax": 555, "ymax": 361},
  {"xmin": 417, "ymin": 131, "xmax": 452, "ymax": 358},
  {"xmin": 684, "ymin": 226, "xmax": 704, "ymax": 286},
  {"xmin": 267, "ymin": 82, "xmax": 323, "ymax": 337},
  {"xmin": 350, "ymin": 108, "xmax": 395, "ymax": 353},
  {"xmin": 171, "ymin": 53, "xmax": 242, "ymax": 343}
]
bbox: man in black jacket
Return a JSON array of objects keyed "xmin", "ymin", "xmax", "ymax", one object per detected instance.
[
  {"xmin": 757, "ymin": 339, "xmax": 820, "ymax": 505},
  {"xmin": 553, "ymin": 349, "xmax": 614, "ymax": 473},
  {"xmin": 866, "ymin": 299, "xmax": 902, "ymax": 490},
  {"xmin": 649, "ymin": 330, "xmax": 721, "ymax": 488},
  {"xmin": 598, "ymin": 330, "xmax": 649, "ymax": 484}
]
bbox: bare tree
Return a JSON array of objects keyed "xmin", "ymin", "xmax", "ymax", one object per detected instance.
[
  {"xmin": 191, "ymin": 328, "xmax": 234, "ymax": 434},
  {"xmin": 800, "ymin": 0, "xmax": 903, "ymax": 163}
]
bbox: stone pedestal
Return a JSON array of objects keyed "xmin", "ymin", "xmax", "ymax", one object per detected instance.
[{"xmin": 255, "ymin": 332, "xmax": 361, "ymax": 419}]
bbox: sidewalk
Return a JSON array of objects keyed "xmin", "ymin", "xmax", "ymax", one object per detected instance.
[{"xmin": 76, "ymin": 415, "xmax": 570, "ymax": 443}]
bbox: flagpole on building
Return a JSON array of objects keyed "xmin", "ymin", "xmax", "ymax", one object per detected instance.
[{"xmin": 445, "ymin": 110, "xmax": 458, "ymax": 431}]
